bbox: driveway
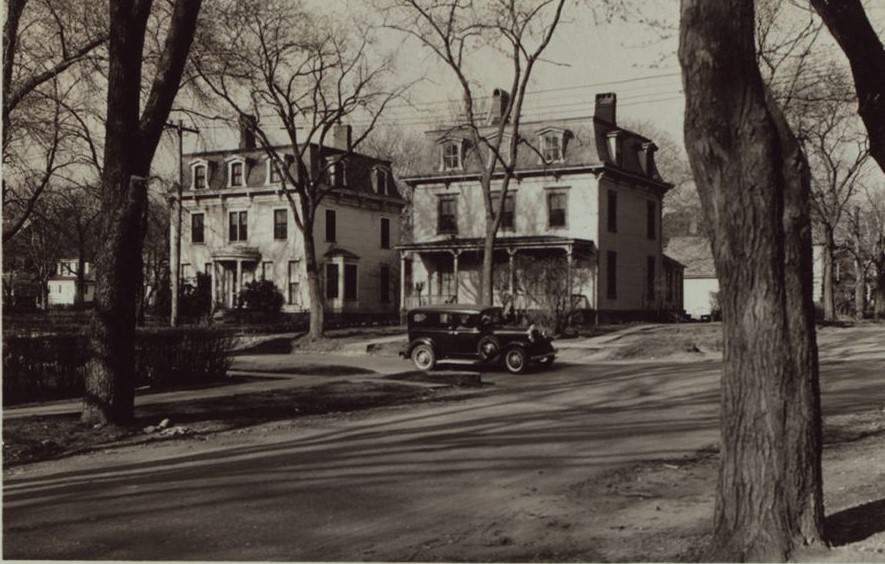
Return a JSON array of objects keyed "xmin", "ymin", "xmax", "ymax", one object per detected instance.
[{"xmin": 5, "ymin": 348, "xmax": 885, "ymax": 561}]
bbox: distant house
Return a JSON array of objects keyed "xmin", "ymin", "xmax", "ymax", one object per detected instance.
[
  {"xmin": 664, "ymin": 236, "xmax": 717, "ymax": 319},
  {"xmin": 47, "ymin": 258, "xmax": 95, "ymax": 307},
  {"xmin": 398, "ymin": 91, "xmax": 684, "ymax": 321},
  {"xmin": 177, "ymin": 123, "xmax": 405, "ymax": 315}
]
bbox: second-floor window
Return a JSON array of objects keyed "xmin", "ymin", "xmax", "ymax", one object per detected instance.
[
  {"xmin": 607, "ymin": 190, "xmax": 618, "ymax": 233},
  {"xmin": 229, "ymin": 211, "xmax": 247, "ymax": 241},
  {"xmin": 500, "ymin": 193, "xmax": 515, "ymax": 230},
  {"xmin": 325, "ymin": 209, "xmax": 336, "ymax": 242},
  {"xmin": 229, "ymin": 161, "xmax": 244, "ymax": 187},
  {"xmin": 548, "ymin": 192, "xmax": 567, "ymax": 228},
  {"xmin": 380, "ymin": 217, "xmax": 390, "ymax": 249},
  {"xmin": 191, "ymin": 213, "xmax": 204, "ymax": 243},
  {"xmin": 647, "ymin": 200, "xmax": 657, "ymax": 240},
  {"xmin": 274, "ymin": 209, "xmax": 287, "ymax": 240},
  {"xmin": 442, "ymin": 142, "xmax": 461, "ymax": 170},
  {"xmin": 541, "ymin": 133, "xmax": 563, "ymax": 163},
  {"xmin": 193, "ymin": 164, "xmax": 207, "ymax": 190},
  {"xmin": 438, "ymin": 196, "xmax": 457, "ymax": 234}
]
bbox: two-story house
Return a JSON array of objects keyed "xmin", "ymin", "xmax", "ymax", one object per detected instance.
[
  {"xmin": 177, "ymin": 124, "xmax": 405, "ymax": 315},
  {"xmin": 398, "ymin": 91, "xmax": 683, "ymax": 321}
]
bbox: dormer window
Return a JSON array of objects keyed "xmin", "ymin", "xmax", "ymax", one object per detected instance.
[
  {"xmin": 541, "ymin": 133, "xmax": 563, "ymax": 163},
  {"xmin": 373, "ymin": 167, "xmax": 391, "ymax": 196},
  {"xmin": 442, "ymin": 141, "xmax": 462, "ymax": 171},
  {"xmin": 191, "ymin": 161, "xmax": 208, "ymax": 190},
  {"xmin": 606, "ymin": 131, "xmax": 622, "ymax": 166},
  {"xmin": 227, "ymin": 158, "xmax": 246, "ymax": 187},
  {"xmin": 267, "ymin": 157, "xmax": 282, "ymax": 185},
  {"xmin": 325, "ymin": 156, "xmax": 347, "ymax": 187}
]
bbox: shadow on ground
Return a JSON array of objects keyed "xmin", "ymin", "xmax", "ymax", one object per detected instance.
[{"xmin": 826, "ymin": 498, "xmax": 885, "ymax": 546}]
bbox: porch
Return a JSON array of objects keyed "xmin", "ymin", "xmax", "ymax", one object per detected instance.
[{"xmin": 397, "ymin": 236, "xmax": 597, "ymax": 312}]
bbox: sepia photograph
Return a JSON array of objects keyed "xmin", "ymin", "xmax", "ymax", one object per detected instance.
[{"xmin": 2, "ymin": 0, "xmax": 884, "ymax": 561}]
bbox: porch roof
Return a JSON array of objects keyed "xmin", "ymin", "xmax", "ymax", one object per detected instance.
[{"xmin": 397, "ymin": 235, "xmax": 596, "ymax": 254}]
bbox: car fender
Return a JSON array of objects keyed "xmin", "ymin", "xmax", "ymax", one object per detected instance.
[
  {"xmin": 477, "ymin": 334, "xmax": 501, "ymax": 360},
  {"xmin": 407, "ymin": 337, "xmax": 437, "ymax": 356}
]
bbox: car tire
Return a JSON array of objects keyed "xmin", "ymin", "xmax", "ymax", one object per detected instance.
[
  {"xmin": 504, "ymin": 347, "xmax": 528, "ymax": 374},
  {"xmin": 411, "ymin": 343, "xmax": 436, "ymax": 371},
  {"xmin": 477, "ymin": 335, "xmax": 500, "ymax": 361}
]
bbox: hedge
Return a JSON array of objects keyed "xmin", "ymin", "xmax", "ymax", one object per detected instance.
[{"xmin": 3, "ymin": 328, "xmax": 234, "ymax": 406}]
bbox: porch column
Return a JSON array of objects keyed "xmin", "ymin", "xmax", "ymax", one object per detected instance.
[
  {"xmin": 236, "ymin": 259, "xmax": 243, "ymax": 305},
  {"xmin": 399, "ymin": 252, "xmax": 407, "ymax": 310},
  {"xmin": 507, "ymin": 248, "xmax": 517, "ymax": 296},
  {"xmin": 451, "ymin": 250, "xmax": 460, "ymax": 302},
  {"xmin": 210, "ymin": 261, "xmax": 218, "ymax": 306},
  {"xmin": 338, "ymin": 259, "xmax": 345, "ymax": 305},
  {"xmin": 566, "ymin": 246, "xmax": 574, "ymax": 309}
]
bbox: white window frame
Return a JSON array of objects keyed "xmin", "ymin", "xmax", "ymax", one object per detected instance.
[
  {"xmin": 373, "ymin": 166, "xmax": 391, "ymax": 195},
  {"xmin": 266, "ymin": 156, "xmax": 282, "ymax": 185},
  {"xmin": 226, "ymin": 156, "xmax": 247, "ymax": 188},
  {"xmin": 190, "ymin": 160, "xmax": 209, "ymax": 190},
  {"xmin": 440, "ymin": 139, "xmax": 463, "ymax": 171}
]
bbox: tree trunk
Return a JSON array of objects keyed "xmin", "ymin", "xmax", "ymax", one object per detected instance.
[
  {"xmin": 679, "ymin": 0, "xmax": 825, "ymax": 560},
  {"xmin": 480, "ymin": 224, "xmax": 495, "ymax": 306},
  {"xmin": 303, "ymin": 223, "xmax": 325, "ymax": 340},
  {"xmin": 876, "ymin": 254, "xmax": 885, "ymax": 320},
  {"xmin": 75, "ymin": 241, "xmax": 87, "ymax": 308},
  {"xmin": 854, "ymin": 257, "xmax": 865, "ymax": 320},
  {"xmin": 822, "ymin": 228, "xmax": 836, "ymax": 321}
]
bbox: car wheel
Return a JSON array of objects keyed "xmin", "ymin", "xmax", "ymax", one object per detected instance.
[
  {"xmin": 411, "ymin": 344, "xmax": 436, "ymax": 371},
  {"xmin": 477, "ymin": 335, "xmax": 500, "ymax": 361},
  {"xmin": 504, "ymin": 347, "xmax": 528, "ymax": 374}
]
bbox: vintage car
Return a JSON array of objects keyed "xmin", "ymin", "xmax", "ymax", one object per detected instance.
[{"xmin": 400, "ymin": 304, "xmax": 556, "ymax": 374}]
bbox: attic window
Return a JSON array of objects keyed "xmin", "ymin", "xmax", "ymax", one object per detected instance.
[
  {"xmin": 541, "ymin": 132, "xmax": 564, "ymax": 163},
  {"xmin": 191, "ymin": 161, "xmax": 208, "ymax": 190},
  {"xmin": 374, "ymin": 167, "xmax": 391, "ymax": 195},
  {"xmin": 227, "ymin": 158, "xmax": 246, "ymax": 187},
  {"xmin": 267, "ymin": 157, "xmax": 282, "ymax": 185},
  {"xmin": 442, "ymin": 141, "xmax": 462, "ymax": 171}
]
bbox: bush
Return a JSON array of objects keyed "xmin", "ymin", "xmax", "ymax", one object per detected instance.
[
  {"xmin": 238, "ymin": 280, "xmax": 284, "ymax": 313},
  {"xmin": 180, "ymin": 272, "xmax": 211, "ymax": 318},
  {"xmin": 3, "ymin": 328, "xmax": 234, "ymax": 406}
]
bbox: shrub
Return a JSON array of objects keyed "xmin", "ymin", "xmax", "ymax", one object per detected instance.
[
  {"xmin": 179, "ymin": 272, "xmax": 212, "ymax": 318},
  {"xmin": 238, "ymin": 280, "xmax": 284, "ymax": 313},
  {"xmin": 3, "ymin": 328, "xmax": 234, "ymax": 406}
]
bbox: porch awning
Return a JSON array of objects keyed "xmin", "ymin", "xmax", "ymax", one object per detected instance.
[
  {"xmin": 396, "ymin": 235, "xmax": 596, "ymax": 255},
  {"xmin": 211, "ymin": 246, "xmax": 261, "ymax": 260}
]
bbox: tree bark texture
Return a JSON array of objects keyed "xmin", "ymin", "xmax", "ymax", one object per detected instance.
[
  {"xmin": 83, "ymin": 0, "xmax": 201, "ymax": 425},
  {"xmin": 810, "ymin": 0, "xmax": 885, "ymax": 174},
  {"xmin": 679, "ymin": 0, "xmax": 825, "ymax": 560},
  {"xmin": 302, "ymin": 219, "xmax": 325, "ymax": 340}
]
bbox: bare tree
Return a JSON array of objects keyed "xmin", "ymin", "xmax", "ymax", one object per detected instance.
[
  {"xmin": 192, "ymin": 0, "xmax": 405, "ymax": 339},
  {"xmin": 810, "ymin": 0, "xmax": 885, "ymax": 174},
  {"xmin": 849, "ymin": 186, "xmax": 885, "ymax": 319},
  {"xmin": 83, "ymin": 0, "xmax": 202, "ymax": 425},
  {"xmin": 384, "ymin": 0, "xmax": 567, "ymax": 305},
  {"xmin": 679, "ymin": 0, "xmax": 824, "ymax": 559}
]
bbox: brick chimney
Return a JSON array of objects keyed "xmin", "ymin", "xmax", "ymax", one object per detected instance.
[
  {"xmin": 486, "ymin": 88, "xmax": 511, "ymax": 126},
  {"xmin": 595, "ymin": 92, "xmax": 617, "ymax": 125},
  {"xmin": 239, "ymin": 114, "xmax": 257, "ymax": 150},
  {"xmin": 332, "ymin": 123, "xmax": 352, "ymax": 152}
]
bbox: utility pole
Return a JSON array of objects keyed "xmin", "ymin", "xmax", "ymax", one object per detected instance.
[{"xmin": 166, "ymin": 120, "xmax": 200, "ymax": 327}]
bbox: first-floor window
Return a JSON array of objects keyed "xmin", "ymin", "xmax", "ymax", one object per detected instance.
[
  {"xmin": 287, "ymin": 260, "xmax": 299, "ymax": 305},
  {"xmin": 380, "ymin": 264, "xmax": 390, "ymax": 303},
  {"xmin": 646, "ymin": 256, "xmax": 656, "ymax": 302},
  {"xmin": 326, "ymin": 263, "xmax": 339, "ymax": 299},
  {"xmin": 606, "ymin": 251, "xmax": 617, "ymax": 300},
  {"xmin": 262, "ymin": 261, "xmax": 273, "ymax": 281},
  {"xmin": 344, "ymin": 264, "xmax": 358, "ymax": 301}
]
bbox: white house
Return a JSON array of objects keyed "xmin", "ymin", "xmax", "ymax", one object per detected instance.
[{"xmin": 47, "ymin": 258, "xmax": 95, "ymax": 307}]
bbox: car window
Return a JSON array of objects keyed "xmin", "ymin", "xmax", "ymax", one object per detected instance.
[{"xmin": 459, "ymin": 314, "xmax": 479, "ymax": 328}]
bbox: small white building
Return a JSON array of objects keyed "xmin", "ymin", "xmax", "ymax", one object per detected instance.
[
  {"xmin": 664, "ymin": 236, "xmax": 717, "ymax": 319},
  {"xmin": 47, "ymin": 259, "xmax": 95, "ymax": 307}
]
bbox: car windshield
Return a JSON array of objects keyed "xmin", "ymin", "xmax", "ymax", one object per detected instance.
[{"xmin": 479, "ymin": 308, "xmax": 504, "ymax": 327}]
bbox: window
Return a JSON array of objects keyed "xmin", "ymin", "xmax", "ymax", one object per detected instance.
[
  {"xmin": 607, "ymin": 190, "xmax": 618, "ymax": 233},
  {"xmin": 229, "ymin": 211, "xmax": 247, "ymax": 241},
  {"xmin": 287, "ymin": 260, "xmax": 299, "ymax": 305},
  {"xmin": 541, "ymin": 133, "xmax": 563, "ymax": 162},
  {"xmin": 375, "ymin": 168, "xmax": 390, "ymax": 195},
  {"xmin": 193, "ymin": 164, "xmax": 207, "ymax": 190},
  {"xmin": 647, "ymin": 201, "xmax": 657, "ymax": 240},
  {"xmin": 326, "ymin": 263, "xmax": 339, "ymax": 299},
  {"xmin": 274, "ymin": 209, "xmax": 287, "ymax": 240},
  {"xmin": 325, "ymin": 209, "xmax": 336, "ymax": 242},
  {"xmin": 380, "ymin": 217, "xmax": 390, "ymax": 249},
  {"xmin": 229, "ymin": 161, "xmax": 244, "ymax": 187},
  {"xmin": 548, "ymin": 192, "xmax": 567, "ymax": 228},
  {"xmin": 606, "ymin": 251, "xmax": 617, "ymax": 300},
  {"xmin": 501, "ymin": 193, "xmax": 515, "ymax": 230},
  {"xmin": 344, "ymin": 264, "xmax": 357, "ymax": 301},
  {"xmin": 268, "ymin": 159, "xmax": 282, "ymax": 184},
  {"xmin": 442, "ymin": 142, "xmax": 461, "ymax": 170},
  {"xmin": 380, "ymin": 264, "xmax": 390, "ymax": 303},
  {"xmin": 191, "ymin": 213, "xmax": 204, "ymax": 244},
  {"xmin": 437, "ymin": 196, "xmax": 457, "ymax": 234},
  {"xmin": 262, "ymin": 261, "xmax": 273, "ymax": 281},
  {"xmin": 647, "ymin": 256, "xmax": 656, "ymax": 301},
  {"xmin": 326, "ymin": 157, "xmax": 347, "ymax": 187}
]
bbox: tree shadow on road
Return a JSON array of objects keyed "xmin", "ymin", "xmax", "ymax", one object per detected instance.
[{"xmin": 826, "ymin": 498, "xmax": 885, "ymax": 546}]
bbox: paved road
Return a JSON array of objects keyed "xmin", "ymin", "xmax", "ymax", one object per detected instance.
[{"xmin": 4, "ymin": 353, "xmax": 885, "ymax": 561}]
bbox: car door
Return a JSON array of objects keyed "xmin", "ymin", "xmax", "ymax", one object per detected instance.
[{"xmin": 450, "ymin": 313, "xmax": 482, "ymax": 358}]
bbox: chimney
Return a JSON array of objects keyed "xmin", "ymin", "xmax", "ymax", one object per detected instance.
[
  {"xmin": 486, "ymin": 88, "xmax": 511, "ymax": 126},
  {"xmin": 332, "ymin": 123, "xmax": 352, "ymax": 152},
  {"xmin": 239, "ymin": 114, "xmax": 257, "ymax": 150},
  {"xmin": 595, "ymin": 92, "xmax": 617, "ymax": 125}
]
